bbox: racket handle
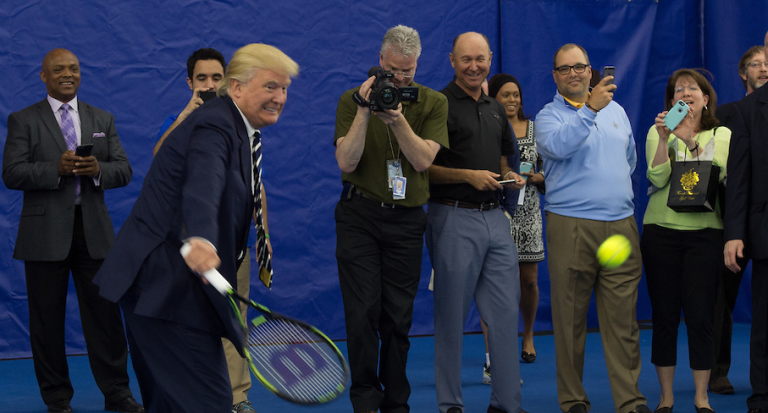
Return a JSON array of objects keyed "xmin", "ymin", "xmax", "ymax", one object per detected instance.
[
  {"xmin": 180, "ymin": 243, "xmax": 233, "ymax": 295},
  {"xmin": 200, "ymin": 269, "xmax": 233, "ymax": 295}
]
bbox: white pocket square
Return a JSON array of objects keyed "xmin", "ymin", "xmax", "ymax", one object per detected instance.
[{"xmin": 92, "ymin": 132, "xmax": 106, "ymax": 138}]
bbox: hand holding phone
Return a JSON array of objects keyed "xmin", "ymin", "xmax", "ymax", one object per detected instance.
[
  {"xmin": 519, "ymin": 161, "xmax": 533, "ymax": 181},
  {"xmin": 603, "ymin": 66, "xmax": 615, "ymax": 86},
  {"xmin": 664, "ymin": 100, "xmax": 690, "ymax": 131},
  {"xmin": 199, "ymin": 90, "xmax": 217, "ymax": 103},
  {"xmin": 75, "ymin": 144, "xmax": 93, "ymax": 157}
]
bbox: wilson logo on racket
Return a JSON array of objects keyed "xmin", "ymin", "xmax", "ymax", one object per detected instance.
[
  {"xmin": 271, "ymin": 346, "xmax": 329, "ymax": 387},
  {"xmin": 180, "ymin": 244, "xmax": 349, "ymax": 404}
]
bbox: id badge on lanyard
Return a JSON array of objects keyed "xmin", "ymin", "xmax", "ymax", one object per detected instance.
[{"xmin": 386, "ymin": 159, "xmax": 406, "ymax": 200}]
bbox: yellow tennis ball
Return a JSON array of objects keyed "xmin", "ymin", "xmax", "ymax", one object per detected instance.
[{"xmin": 597, "ymin": 234, "xmax": 632, "ymax": 269}]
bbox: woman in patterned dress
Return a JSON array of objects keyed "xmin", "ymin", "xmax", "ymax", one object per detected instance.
[{"xmin": 489, "ymin": 74, "xmax": 546, "ymax": 363}]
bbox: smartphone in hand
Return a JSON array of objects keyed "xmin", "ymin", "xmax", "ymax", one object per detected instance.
[
  {"xmin": 75, "ymin": 144, "xmax": 93, "ymax": 157},
  {"xmin": 664, "ymin": 100, "xmax": 690, "ymax": 131},
  {"xmin": 519, "ymin": 161, "xmax": 533, "ymax": 181},
  {"xmin": 603, "ymin": 66, "xmax": 615, "ymax": 85},
  {"xmin": 199, "ymin": 90, "xmax": 217, "ymax": 102}
]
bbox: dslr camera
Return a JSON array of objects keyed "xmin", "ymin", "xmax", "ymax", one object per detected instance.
[{"xmin": 364, "ymin": 66, "xmax": 419, "ymax": 111}]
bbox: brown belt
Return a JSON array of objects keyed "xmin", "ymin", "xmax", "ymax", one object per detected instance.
[{"xmin": 432, "ymin": 198, "xmax": 499, "ymax": 211}]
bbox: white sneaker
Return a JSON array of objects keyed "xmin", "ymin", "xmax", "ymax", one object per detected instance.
[{"xmin": 482, "ymin": 362, "xmax": 524, "ymax": 386}]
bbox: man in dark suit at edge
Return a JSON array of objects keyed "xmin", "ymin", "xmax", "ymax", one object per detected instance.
[
  {"xmin": 92, "ymin": 43, "xmax": 298, "ymax": 413},
  {"xmin": 711, "ymin": 44, "xmax": 767, "ymax": 395},
  {"xmin": 724, "ymin": 30, "xmax": 768, "ymax": 413},
  {"xmin": 2, "ymin": 48, "xmax": 141, "ymax": 413}
]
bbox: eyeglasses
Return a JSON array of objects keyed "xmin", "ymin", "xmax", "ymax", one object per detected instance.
[
  {"xmin": 747, "ymin": 61, "xmax": 768, "ymax": 69},
  {"xmin": 386, "ymin": 69, "xmax": 414, "ymax": 79},
  {"xmin": 674, "ymin": 85, "xmax": 700, "ymax": 94},
  {"xmin": 554, "ymin": 64, "xmax": 589, "ymax": 75}
]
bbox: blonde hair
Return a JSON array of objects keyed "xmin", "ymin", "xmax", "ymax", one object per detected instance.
[{"xmin": 218, "ymin": 43, "xmax": 299, "ymax": 96}]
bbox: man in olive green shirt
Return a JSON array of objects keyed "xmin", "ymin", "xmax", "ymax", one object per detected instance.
[{"xmin": 333, "ymin": 25, "xmax": 448, "ymax": 413}]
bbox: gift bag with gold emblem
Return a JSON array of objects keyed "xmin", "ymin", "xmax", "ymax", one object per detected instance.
[
  {"xmin": 666, "ymin": 130, "xmax": 721, "ymax": 212},
  {"xmin": 667, "ymin": 161, "xmax": 720, "ymax": 212}
]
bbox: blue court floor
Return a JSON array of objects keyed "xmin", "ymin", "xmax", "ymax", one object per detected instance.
[{"xmin": 0, "ymin": 323, "xmax": 753, "ymax": 412}]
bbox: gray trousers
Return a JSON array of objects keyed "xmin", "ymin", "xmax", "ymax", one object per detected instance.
[{"xmin": 426, "ymin": 202, "xmax": 522, "ymax": 413}]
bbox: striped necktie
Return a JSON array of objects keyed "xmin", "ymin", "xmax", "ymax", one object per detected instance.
[
  {"xmin": 60, "ymin": 103, "xmax": 80, "ymax": 197},
  {"xmin": 252, "ymin": 131, "xmax": 273, "ymax": 286}
]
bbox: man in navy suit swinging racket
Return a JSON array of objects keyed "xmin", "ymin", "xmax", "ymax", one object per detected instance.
[{"xmin": 93, "ymin": 43, "xmax": 299, "ymax": 413}]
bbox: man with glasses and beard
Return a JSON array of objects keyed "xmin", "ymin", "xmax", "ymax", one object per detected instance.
[
  {"xmin": 534, "ymin": 43, "xmax": 650, "ymax": 413},
  {"xmin": 710, "ymin": 44, "xmax": 767, "ymax": 396},
  {"xmin": 724, "ymin": 30, "xmax": 768, "ymax": 413}
]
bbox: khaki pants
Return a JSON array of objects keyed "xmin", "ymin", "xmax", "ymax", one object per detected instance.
[
  {"xmin": 223, "ymin": 249, "xmax": 252, "ymax": 405},
  {"xmin": 546, "ymin": 213, "xmax": 646, "ymax": 413}
]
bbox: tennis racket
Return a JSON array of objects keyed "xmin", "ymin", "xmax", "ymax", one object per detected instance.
[{"xmin": 181, "ymin": 246, "xmax": 349, "ymax": 404}]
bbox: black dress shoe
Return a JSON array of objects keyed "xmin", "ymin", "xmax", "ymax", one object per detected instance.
[
  {"xmin": 567, "ymin": 403, "xmax": 587, "ymax": 413},
  {"xmin": 47, "ymin": 400, "xmax": 73, "ymax": 413},
  {"xmin": 695, "ymin": 406, "xmax": 715, "ymax": 413},
  {"xmin": 653, "ymin": 405, "xmax": 672, "ymax": 413},
  {"xmin": 631, "ymin": 405, "xmax": 652, "ymax": 413},
  {"xmin": 447, "ymin": 408, "xmax": 462, "ymax": 413},
  {"xmin": 709, "ymin": 376, "xmax": 735, "ymax": 395},
  {"xmin": 105, "ymin": 396, "xmax": 145, "ymax": 413},
  {"xmin": 521, "ymin": 351, "xmax": 537, "ymax": 363}
]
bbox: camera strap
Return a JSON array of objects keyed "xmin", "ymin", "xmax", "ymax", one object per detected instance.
[
  {"xmin": 352, "ymin": 91, "xmax": 369, "ymax": 108},
  {"xmin": 386, "ymin": 128, "xmax": 401, "ymax": 185},
  {"xmin": 385, "ymin": 106, "xmax": 406, "ymax": 163}
]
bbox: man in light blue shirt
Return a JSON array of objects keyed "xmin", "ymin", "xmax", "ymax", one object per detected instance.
[{"xmin": 534, "ymin": 43, "xmax": 649, "ymax": 413}]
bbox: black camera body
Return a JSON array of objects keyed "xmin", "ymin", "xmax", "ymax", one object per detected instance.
[{"xmin": 367, "ymin": 66, "xmax": 418, "ymax": 112}]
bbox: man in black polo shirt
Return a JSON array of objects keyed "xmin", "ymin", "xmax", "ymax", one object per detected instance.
[
  {"xmin": 426, "ymin": 32, "xmax": 525, "ymax": 413},
  {"xmin": 334, "ymin": 25, "xmax": 449, "ymax": 413}
]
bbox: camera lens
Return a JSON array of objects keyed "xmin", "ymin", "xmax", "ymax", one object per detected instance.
[
  {"xmin": 376, "ymin": 86, "xmax": 399, "ymax": 110},
  {"xmin": 381, "ymin": 90, "xmax": 396, "ymax": 105}
]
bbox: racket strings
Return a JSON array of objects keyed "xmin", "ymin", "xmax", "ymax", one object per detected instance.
[
  {"xmin": 248, "ymin": 325, "xmax": 342, "ymax": 401},
  {"xmin": 246, "ymin": 317, "xmax": 347, "ymax": 403},
  {"xmin": 248, "ymin": 320, "xmax": 344, "ymax": 395}
]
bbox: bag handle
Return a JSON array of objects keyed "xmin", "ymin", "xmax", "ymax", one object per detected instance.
[{"xmin": 684, "ymin": 126, "xmax": 718, "ymax": 165}]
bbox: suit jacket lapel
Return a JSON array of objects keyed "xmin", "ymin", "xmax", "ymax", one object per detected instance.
[
  {"xmin": 759, "ymin": 90, "xmax": 768, "ymax": 126},
  {"xmin": 78, "ymin": 101, "xmax": 94, "ymax": 145},
  {"xmin": 225, "ymin": 96, "xmax": 255, "ymax": 216},
  {"xmin": 37, "ymin": 100, "xmax": 68, "ymax": 153},
  {"xmin": 241, "ymin": 137, "xmax": 252, "ymax": 199},
  {"xmin": 224, "ymin": 98, "xmax": 252, "ymax": 193}
]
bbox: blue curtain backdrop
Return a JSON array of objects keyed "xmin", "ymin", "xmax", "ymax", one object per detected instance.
[{"xmin": 0, "ymin": 0, "xmax": 765, "ymax": 359}]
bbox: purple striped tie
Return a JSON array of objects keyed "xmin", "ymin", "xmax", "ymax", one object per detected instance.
[{"xmin": 60, "ymin": 104, "xmax": 80, "ymax": 197}]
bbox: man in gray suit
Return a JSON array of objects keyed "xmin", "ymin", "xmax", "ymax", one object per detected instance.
[{"xmin": 2, "ymin": 48, "xmax": 141, "ymax": 413}]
